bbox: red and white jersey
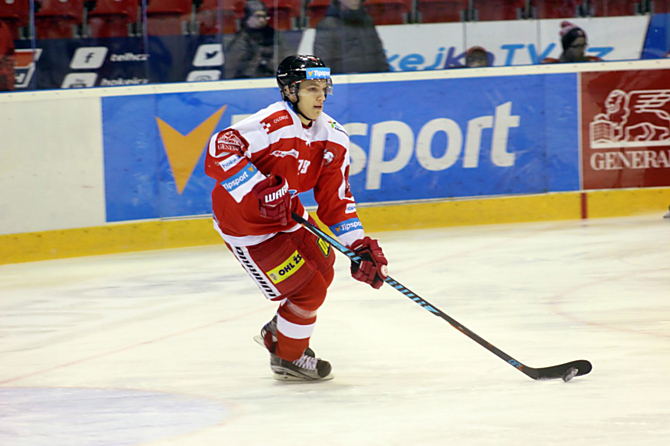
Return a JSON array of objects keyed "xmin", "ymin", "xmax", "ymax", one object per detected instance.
[{"xmin": 205, "ymin": 100, "xmax": 365, "ymax": 247}]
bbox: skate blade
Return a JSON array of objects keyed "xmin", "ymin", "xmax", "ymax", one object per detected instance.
[
  {"xmin": 272, "ymin": 371, "xmax": 334, "ymax": 382},
  {"xmin": 253, "ymin": 335, "xmax": 265, "ymax": 349}
]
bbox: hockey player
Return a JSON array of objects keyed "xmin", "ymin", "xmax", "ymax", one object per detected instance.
[{"xmin": 204, "ymin": 55, "xmax": 389, "ymax": 381}]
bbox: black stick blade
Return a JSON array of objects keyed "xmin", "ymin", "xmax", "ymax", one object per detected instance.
[{"xmin": 529, "ymin": 360, "xmax": 592, "ymax": 380}]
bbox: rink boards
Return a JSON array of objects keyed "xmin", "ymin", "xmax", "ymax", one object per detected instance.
[{"xmin": 1, "ymin": 60, "xmax": 670, "ymax": 263}]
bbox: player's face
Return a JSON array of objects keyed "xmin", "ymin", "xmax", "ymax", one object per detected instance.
[{"xmin": 296, "ymin": 80, "xmax": 328, "ymax": 122}]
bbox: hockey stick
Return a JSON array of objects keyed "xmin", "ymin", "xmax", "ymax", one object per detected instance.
[{"xmin": 292, "ymin": 212, "xmax": 592, "ymax": 382}]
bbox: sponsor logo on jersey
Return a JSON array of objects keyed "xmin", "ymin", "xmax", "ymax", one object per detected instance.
[
  {"xmin": 216, "ymin": 130, "xmax": 245, "ymax": 156},
  {"xmin": 345, "ymin": 203, "xmax": 356, "ymax": 214},
  {"xmin": 328, "ymin": 120, "xmax": 347, "ymax": 135},
  {"xmin": 261, "ymin": 110, "xmax": 293, "ymax": 134},
  {"xmin": 330, "ymin": 218, "xmax": 363, "ymax": 235},
  {"xmin": 267, "ymin": 250, "xmax": 305, "ymax": 284},
  {"xmin": 271, "ymin": 149, "xmax": 300, "ymax": 159},
  {"xmin": 218, "ymin": 154, "xmax": 245, "ymax": 171},
  {"xmin": 221, "ymin": 164, "xmax": 258, "ymax": 192},
  {"xmin": 306, "ymin": 68, "xmax": 331, "ymax": 79},
  {"xmin": 317, "ymin": 238, "xmax": 331, "ymax": 257}
]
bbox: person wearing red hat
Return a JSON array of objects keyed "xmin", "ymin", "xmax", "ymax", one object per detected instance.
[{"xmin": 542, "ymin": 21, "xmax": 602, "ymax": 64}]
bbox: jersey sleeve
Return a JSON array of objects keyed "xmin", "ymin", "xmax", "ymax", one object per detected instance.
[
  {"xmin": 313, "ymin": 129, "xmax": 365, "ymax": 247},
  {"xmin": 204, "ymin": 128, "xmax": 266, "ymax": 203}
]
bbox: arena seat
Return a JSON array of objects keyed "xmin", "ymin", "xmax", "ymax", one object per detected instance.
[
  {"xmin": 473, "ymin": 0, "xmax": 527, "ymax": 21},
  {"xmin": 0, "ymin": 0, "xmax": 29, "ymax": 38},
  {"xmin": 88, "ymin": 0, "xmax": 140, "ymax": 37},
  {"xmin": 652, "ymin": 0, "xmax": 669, "ymax": 12},
  {"xmin": 532, "ymin": 0, "xmax": 582, "ymax": 19},
  {"xmin": 306, "ymin": 0, "xmax": 330, "ymax": 27},
  {"xmin": 262, "ymin": 0, "xmax": 299, "ymax": 30},
  {"xmin": 146, "ymin": 0, "xmax": 193, "ymax": 35},
  {"xmin": 35, "ymin": 0, "xmax": 85, "ymax": 39},
  {"xmin": 365, "ymin": 0, "xmax": 406, "ymax": 25},
  {"xmin": 416, "ymin": 0, "xmax": 466, "ymax": 23},
  {"xmin": 196, "ymin": 0, "xmax": 242, "ymax": 34},
  {"xmin": 589, "ymin": 0, "xmax": 639, "ymax": 16}
]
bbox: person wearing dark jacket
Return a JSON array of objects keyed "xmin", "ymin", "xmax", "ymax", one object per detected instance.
[
  {"xmin": 313, "ymin": 0, "xmax": 390, "ymax": 74},
  {"xmin": 224, "ymin": 0, "xmax": 294, "ymax": 79}
]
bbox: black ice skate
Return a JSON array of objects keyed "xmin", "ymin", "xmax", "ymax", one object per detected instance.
[
  {"xmin": 253, "ymin": 315, "xmax": 314, "ymax": 357},
  {"xmin": 270, "ymin": 351, "xmax": 333, "ymax": 381}
]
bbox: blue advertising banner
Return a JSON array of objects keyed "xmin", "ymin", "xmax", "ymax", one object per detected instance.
[{"xmin": 102, "ymin": 73, "xmax": 580, "ymax": 222}]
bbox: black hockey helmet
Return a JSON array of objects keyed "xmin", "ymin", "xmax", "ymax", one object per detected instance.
[{"xmin": 276, "ymin": 55, "xmax": 333, "ymax": 102}]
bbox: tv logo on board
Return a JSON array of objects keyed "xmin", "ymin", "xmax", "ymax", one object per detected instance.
[
  {"xmin": 70, "ymin": 47, "xmax": 108, "ymax": 69},
  {"xmin": 589, "ymin": 89, "xmax": 670, "ymax": 149}
]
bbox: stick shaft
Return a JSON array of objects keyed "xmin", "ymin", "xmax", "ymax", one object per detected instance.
[{"xmin": 292, "ymin": 212, "xmax": 537, "ymax": 378}]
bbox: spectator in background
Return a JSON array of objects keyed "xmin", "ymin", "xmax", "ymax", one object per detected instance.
[
  {"xmin": 542, "ymin": 21, "xmax": 602, "ymax": 64},
  {"xmin": 313, "ymin": 0, "xmax": 389, "ymax": 74},
  {"xmin": 224, "ymin": 0, "xmax": 294, "ymax": 79},
  {"xmin": 465, "ymin": 46, "xmax": 490, "ymax": 68},
  {"xmin": 0, "ymin": 20, "xmax": 15, "ymax": 91}
]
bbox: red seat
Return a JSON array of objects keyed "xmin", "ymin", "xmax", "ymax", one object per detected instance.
[
  {"xmin": 306, "ymin": 0, "xmax": 329, "ymax": 27},
  {"xmin": 262, "ymin": 0, "xmax": 298, "ymax": 30},
  {"xmin": 88, "ymin": 0, "xmax": 140, "ymax": 37},
  {"xmin": 146, "ymin": 0, "xmax": 193, "ymax": 35},
  {"xmin": 532, "ymin": 0, "xmax": 582, "ymax": 18},
  {"xmin": 35, "ymin": 0, "xmax": 85, "ymax": 38},
  {"xmin": 196, "ymin": 0, "xmax": 242, "ymax": 34},
  {"xmin": 656, "ymin": 0, "xmax": 669, "ymax": 12},
  {"xmin": 473, "ymin": 0, "xmax": 527, "ymax": 21},
  {"xmin": 90, "ymin": 0, "xmax": 139, "ymax": 17},
  {"xmin": 589, "ymin": 0, "xmax": 638, "ymax": 16},
  {"xmin": 365, "ymin": 0, "xmax": 406, "ymax": 25},
  {"xmin": 417, "ymin": 0, "xmax": 466, "ymax": 23},
  {"xmin": 0, "ymin": 0, "xmax": 29, "ymax": 38},
  {"xmin": 651, "ymin": 0, "xmax": 669, "ymax": 13},
  {"xmin": 147, "ymin": 0, "xmax": 192, "ymax": 14}
]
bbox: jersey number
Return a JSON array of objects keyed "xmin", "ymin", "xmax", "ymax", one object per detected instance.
[{"xmin": 298, "ymin": 160, "xmax": 311, "ymax": 174}]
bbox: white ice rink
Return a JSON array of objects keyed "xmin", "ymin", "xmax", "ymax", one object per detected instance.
[{"xmin": 1, "ymin": 215, "xmax": 669, "ymax": 446}]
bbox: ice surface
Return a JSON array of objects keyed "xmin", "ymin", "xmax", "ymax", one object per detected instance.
[{"xmin": 1, "ymin": 215, "xmax": 669, "ymax": 445}]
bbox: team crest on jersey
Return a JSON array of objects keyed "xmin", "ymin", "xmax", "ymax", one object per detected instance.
[
  {"xmin": 322, "ymin": 149, "xmax": 335, "ymax": 166},
  {"xmin": 215, "ymin": 130, "xmax": 245, "ymax": 157},
  {"xmin": 261, "ymin": 110, "xmax": 293, "ymax": 134}
]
